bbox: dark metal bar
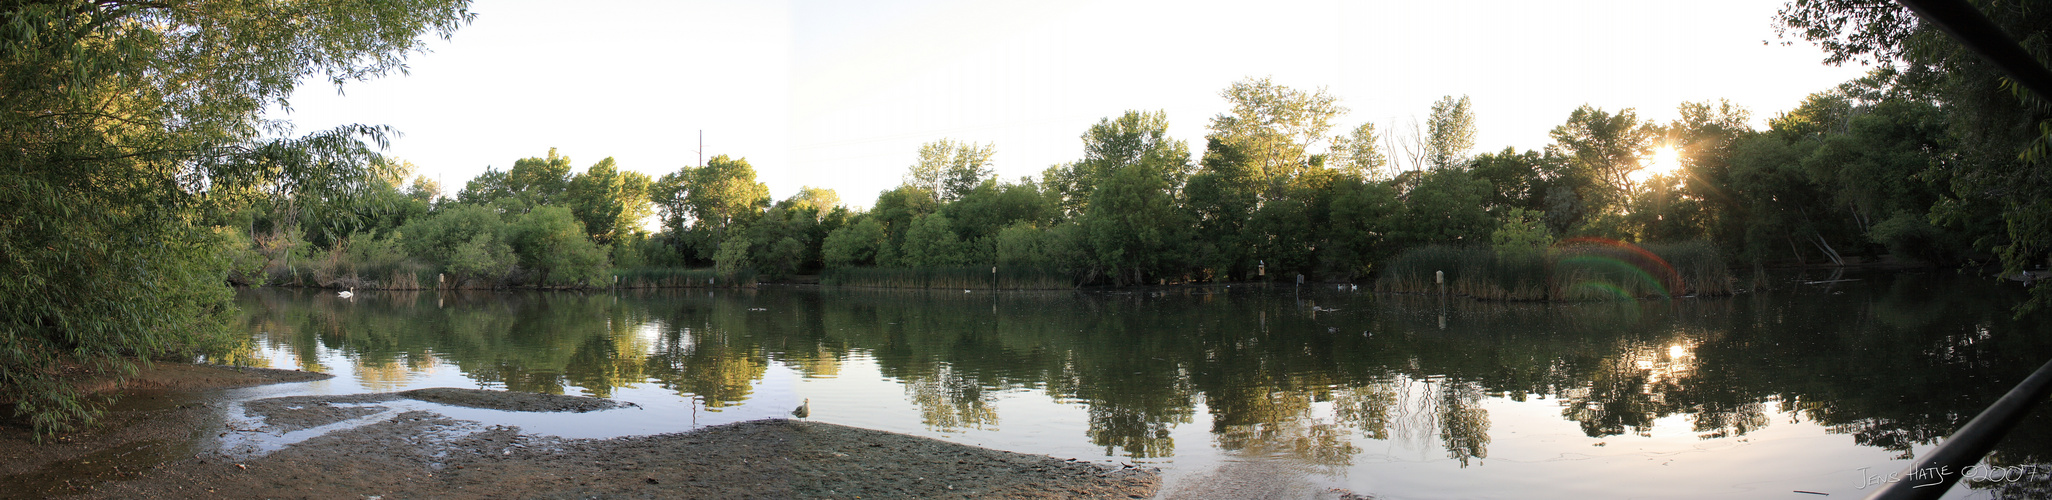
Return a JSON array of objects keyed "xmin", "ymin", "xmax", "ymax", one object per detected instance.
[
  {"xmin": 1863, "ymin": 357, "xmax": 2052, "ymax": 499},
  {"xmin": 1896, "ymin": 0, "xmax": 2052, "ymax": 100}
]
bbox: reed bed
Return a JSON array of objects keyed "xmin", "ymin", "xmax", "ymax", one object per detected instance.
[
  {"xmin": 1376, "ymin": 240, "xmax": 1733, "ymax": 301},
  {"xmin": 821, "ymin": 266, "xmax": 1075, "ymax": 290},
  {"xmin": 612, "ymin": 267, "xmax": 759, "ymax": 288}
]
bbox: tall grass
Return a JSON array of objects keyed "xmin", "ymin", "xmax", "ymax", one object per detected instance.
[
  {"xmin": 612, "ymin": 267, "xmax": 759, "ymax": 288},
  {"xmin": 1376, "ymin": 240, "xmax": 1733, "ymax": 301},
  {"xmin": 1373, "ymin": 246, "xmax": 1550, "ymax": 300},
  {"xmin": 821, "ymin": 266, "xmax": 1074, "ymax": 290},
  {"xmin": 1638, "ymin": 240, "xmax": 1733, "ymax": 297}
]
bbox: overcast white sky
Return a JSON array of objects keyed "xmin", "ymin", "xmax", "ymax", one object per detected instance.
[{"xmin": 280, "ymin": 0, "xmax": 1871, "ymax": 209}]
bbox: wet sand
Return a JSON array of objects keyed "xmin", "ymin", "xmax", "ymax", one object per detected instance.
[{"xmin": 0, "ymin": 363, "xmax": 1159, "ymax": 499}]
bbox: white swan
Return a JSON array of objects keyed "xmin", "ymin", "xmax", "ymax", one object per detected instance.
[{"xmin": 337, "ymin": 287, "xmax": 354, "ymax": 298}]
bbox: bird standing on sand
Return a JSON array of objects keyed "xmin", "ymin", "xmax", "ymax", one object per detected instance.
[{"xmin": 792, "ymin": 398, "xmax": 810, "ymax": 420}]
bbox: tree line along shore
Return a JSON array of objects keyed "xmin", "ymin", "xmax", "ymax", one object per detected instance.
[{"xmin": 223, "ymin": 72, "xmax": 1982, "ymax": 301}]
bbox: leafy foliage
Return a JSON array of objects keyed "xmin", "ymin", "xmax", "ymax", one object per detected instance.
[
  {"xmin": 0, "ymin": 0, "xmax": 473, "ymax": 436},
  {"xmin": 1427, "ymin": 95, "xmax": 1477, "ymax": 170},
  {"xmin": 906, "ymin": 140, "xmax": 998, "ymax": 203}
]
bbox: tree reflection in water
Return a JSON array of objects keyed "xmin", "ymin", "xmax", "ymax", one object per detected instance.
[{"xmin": 235, "ymin": 272, "xmax": 2052, "ymax": 494}]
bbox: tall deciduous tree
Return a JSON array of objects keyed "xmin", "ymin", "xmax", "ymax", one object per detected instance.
[
  {"xmin": 508, "ymin": 148, "xmax": 574, "ymax": 207},
  {"xmin": 666, "ymin": 155, "xmax": 770, "ymax": 254},
  {"xmin": 564, "ymin": 157, "xmax": 654, "ymax": 245},
  {"xmin": 1666, "ymin": 100, "xmax": 1755, "ymax": 246},
  {"xmin": 1427, "ymin": 95, "xmax": 1477, "ymax": 170},
  {"xmin": 1076, "ymin": 111, "xmax": 1193, "ymax": 285},
  {"xmin": 1054, "ymin": 110, "xmax": 1192, "ymax": 214},
  {"xmin": 0, "ymin": 0, "xmax": 473, "ymax": 436},
  {"xmin": 906, "ymin": 139, "xmax": 997, "ymax": 203},
  {"xmin": 1184, "ymin": 138, "xmax": 1260, "ymax": 279},
  {"xmin": 1549, "ymin": 105, "xmax": 1658, "ymax": 217},
  {"xmin": 784, "ymin": 186, "xmax": 842, "ymax": 218},
  {"xmin": 647, "ymin": 155, "xmax": 770, "ymax": 262},
  {"xmin": 1208, "ymin": 77, "xmax": 1345, "ymax": 198},
  {"xmin": 1328, "ymin": 123, "xmax": 1389, "ymax": 180}
]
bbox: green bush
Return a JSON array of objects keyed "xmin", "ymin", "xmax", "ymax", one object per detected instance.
[
  {"xmin": 448, "ymin": 233, "xmax": 518, "ymax": 288},
  {"xmin": 714, "ymin": 236, "xmax": 753, "ymax": 282},
  {"xmin": 511, "ymin": 206, "xmax": 610, "ymax": 287}
]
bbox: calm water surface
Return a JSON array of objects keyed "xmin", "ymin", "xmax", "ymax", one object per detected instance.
[{"xmin": 230, "ymin": 271, "xmax": 2052, "ymax": 499}]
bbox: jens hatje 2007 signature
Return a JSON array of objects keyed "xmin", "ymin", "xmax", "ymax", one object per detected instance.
[{"xmin": 1856, "ymin": 464, "xmax": 2047, "ymax": 489}]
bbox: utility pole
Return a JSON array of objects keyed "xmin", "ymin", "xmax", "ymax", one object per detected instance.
[{"xmin": 696, "ymin": 130, "xmax": 704, "ymax": 168}]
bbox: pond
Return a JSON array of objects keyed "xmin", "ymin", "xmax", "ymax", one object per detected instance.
[{"xmin": 228, "ymin": 271, "xmax": 2052, "ymax": 499}]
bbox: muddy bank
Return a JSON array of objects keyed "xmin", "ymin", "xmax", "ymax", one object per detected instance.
[
  {"xmin": 3, "ymin": 367, "xmax": 1159, "ymax": 499},
  {"xmin": 0, "ymin": 364, "xmax": 330, "ymax": 496},
  {"xmin": 85, "ymin": 416, "xmax": 1158, "ymax": 499}
]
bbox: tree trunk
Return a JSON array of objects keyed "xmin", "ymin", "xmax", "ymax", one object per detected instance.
[{"xmin": 1809, "ymin": 233, "xmax": 1845, "ymax": 266}]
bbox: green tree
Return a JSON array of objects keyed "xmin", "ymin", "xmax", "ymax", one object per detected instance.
[
  {"xmin": 822, "ymin": 218, "xmax": 887, "ymax": 268},
  {"xmin": 1728, "ymin": 133, "xmax": 1835, "ymax": 263},
  {"xmin": 508, "ymin": 148, "xmax": 575, "ymax": 208},
  {"xmin": 0, "ymin": 0, "xmax": 472, "ymax": 436},
  {"xmin": 1072, "ymin": 111, "xmax": 1194, "ymax": 285},
  {"xmin": 1667, "ymin": 99, "xmax": 1756, "ymax": 249},
  {"xmin": 1184, "ymin": 138, "xmax": 1261, "ymax": 279},
  {"xmin": 656, "ymin": 155, "xmax": 770, "ymax": 261},
  {"xmin": 1328, "ymin": 123, "xmax": 1389, "ymax": 180},
  {"xmin": 460, "ymin": 148, "xmax": 575, "ymax": 212},
  {"xmin": 993, "ymin": 222, "xmax": 1051, "ymax": 267},
  {"xmin": 1549, "ymin": 105, "xmax": 1658, "ymax": 226},
  {"xmin": 1468, "ymin": 147, "xmax": 1566, "ymax": 217},
  {"xmin": 942, "ymin": 180, "xmax": 1050, "ymax": 243},
  {"xmin": 563, "ymin": 157, "xmax": 654, "ymax": 245},
  {"xmin": 1322, "ymin": 178, "xmax": 1403, "ymax": 278},
  {"xmin": 1427, "ymin": 95, "xmax": 1477, "ymax": 170},
  {"xmin": 899, "ymin": 213, "xmax": 967, "ymax": 268},
  {"xmin": 459, "ymin": 167, "xmax": 517, "ymax": 206},
  {"xmin": 871, "ymin": 184, "xmax": 941, "ymax": 255},
  {"xmin": 906, "ymin": 139, "xmax": 997, "ymax": 202},
  {"xmin": 1208, "ymin": 77, "xmax": 1345, "ymax": 199},
  {"xmin": 784, "ymin": 186, "xmax": 842, "ymax": 218},
  {"xmin": 1491, "ymin": 207, "xmax": 1555, "ymax": 256},
  {"xmin": 1044, "ymin": 110, "xmax": 1195, "ymax": 220},
  {"xmin": 1399, "ymin": 169, "xmax": 1493, "ymax": 246},
  {"xmin": 714, "ymin": 236, "xmax": 752, "ymax": 280}
]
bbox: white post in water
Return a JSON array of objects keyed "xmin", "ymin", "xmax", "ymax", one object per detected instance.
[{"xmin": 1436, "ymin": 270, "xmax": 1444, "ymax": 296}]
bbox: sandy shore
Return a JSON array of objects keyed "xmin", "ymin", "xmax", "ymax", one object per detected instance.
[{"xmin": 0, "ymin": 363, "xmax": 1159, "ymax": 499}]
